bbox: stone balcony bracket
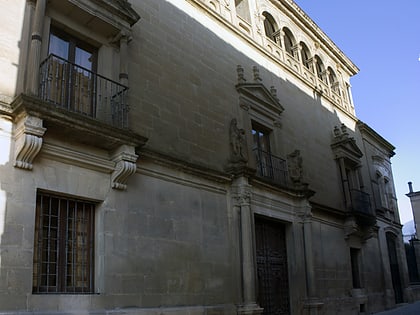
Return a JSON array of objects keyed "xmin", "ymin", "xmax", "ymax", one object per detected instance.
[
  {"xmin": 111, "ymin": 144, "xmax": 139, "ymax": 190},
  {"xmin": 13, "ymin": 114, "xmax": 46, "ymax": 170}
]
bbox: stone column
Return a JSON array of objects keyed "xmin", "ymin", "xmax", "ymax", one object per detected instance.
[
  {"xmin": 26, "ymin": 0, "xmax": 47, "ymax": 95},
  {"xmin": 377, "ymin": 230, "xmax": 395, "ymax": 309},
  {"xmin": 324, "ymin": 69, "xmax": 332, "ymax": 95},
  {"xmin": 119, "ymin": 32, "xmax": 129, "ymax": 87},
  {"xmin": 300, "ymin": 205, "xmax": 323, "ymax": 315},
  {"xmin": 306, "ymin": 57, "xmax": 315, "ymax": 75},
  {"xmin": 277, "ymin": 30, "xmax": 286, "ymax": 62},
  {"xmin": 233, "ymin": 176, "xmax": 263, "ymax": 315},
  {"xmin": 292, "ymin": 43, "xmax": 303, "ymax": 73},
  {"xmin": 292, "ymin": 43, "xmax": 301, "ymax": 60},
  {"xmin": 346, "ymin": 83, "xmax": 355, "ymax": 107},
  {"xmin": 220, "ymin": 0, "xmax": 234, "ymax": 23},
  {"xmin": 313, "ymin": 58, "xmax": 322, "ymax": 92},
  {"xmin": 247, "ymin": 0, "xmax": 258, "ymax": 38}
]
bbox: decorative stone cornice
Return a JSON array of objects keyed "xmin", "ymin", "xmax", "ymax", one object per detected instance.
[
  {"xmin": 357, "ymin": 120, "xmax": 395, "ymax": 157},
  {"xmin": 13, "ymin": 114, "xmax": 46, "ymax": 170},
  {"xmin": 331, "ymin": 123, "xmax": 363, "ymax": 164},
  {"xmin": 111, "ymin": 144, "xmax": 138, "ymax": 190},
  {"xmin": 236, "ymin": 65, "xmax": 284, "ymax": 118},
  {"xmin": 277, "ymin": 0, "xmax": 359, "ymax": 75}
]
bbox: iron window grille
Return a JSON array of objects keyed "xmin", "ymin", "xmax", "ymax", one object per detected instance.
[{"xmin": 33, "ymin": 192, "xmax": 95, "ymax": 294}]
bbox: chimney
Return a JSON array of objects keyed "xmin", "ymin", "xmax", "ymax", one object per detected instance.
[{"xmin": 408, "ymin": 181, "xmax": 413, "ymax": 193}]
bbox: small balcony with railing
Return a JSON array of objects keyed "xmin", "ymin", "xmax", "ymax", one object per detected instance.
[
  {"xmin": 39, "ymin": 54, "xmax": 129, "ymax": 129},
  {"xmin": 10, "ymin": 54, "xmax": 146, "ymax": 154},
  {"xmin": 253, "ymin": 148, "xmax": 288, "ymax": 187},
  {"xmin": 349, "ymin": 189, "xmax": 376, "ymax": 226}
]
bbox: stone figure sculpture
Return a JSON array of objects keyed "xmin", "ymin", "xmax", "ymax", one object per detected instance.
[
  {"xmin": 287, "ymin": 149, "xmax": 303, "ymax": 183},
  {"xmin": 229, "ymin": 118, "xmax": 248, "ymax": 163}
]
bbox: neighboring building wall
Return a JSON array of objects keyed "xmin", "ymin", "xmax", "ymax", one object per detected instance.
[
  {"xmin": 0, "ymin": 0, "xmax": 411, "ymax": 314},
  {"xmin": 408, "ymin": 182, "xmax": 420, "ymax": 239}
]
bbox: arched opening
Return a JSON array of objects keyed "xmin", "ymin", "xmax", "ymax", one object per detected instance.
[
  {"xmin": 314, "ymin": 55, "xmax": 325, "ymax": 81},
  {"xmin": 300, "ymin": 41, "xmax": 311, "ymax": 69},
  {"xmin": 328, "ymin": 67, "xmax": 337, "ymax": 84},
  {"xmin": 282, "ymin": 27, "xmax": 295, "ymax": 56},
  {"xmin": 328, "ymin": 66, "xmax": 340, "ymax": 94},
  {"xmin": 262, "ymin": 12, "xmax": 278, "ymax": 43}
]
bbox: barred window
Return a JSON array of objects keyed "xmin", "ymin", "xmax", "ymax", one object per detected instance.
[{"xmin": 33, "ymin": 192, "xmax": 95, "ymax": 293}]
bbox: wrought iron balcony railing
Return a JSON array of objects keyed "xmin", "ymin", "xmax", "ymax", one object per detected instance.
[
  {"xmin": 350, "ymin": 189, "xmax": 376, "ymax": 226},
  {"xmin": 253, "ymin": 148, "xmax": 288, "ymax": 186},
  {"xmin": 39, "ymin": 54, "xmax": 129, "ymax": 129}
]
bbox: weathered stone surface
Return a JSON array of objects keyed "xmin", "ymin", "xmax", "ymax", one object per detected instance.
[{"xmin": 0, "ymin": 0, "xmax": 408, "ymax": 314}]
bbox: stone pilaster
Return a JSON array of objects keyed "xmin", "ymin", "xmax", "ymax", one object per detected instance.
[
  {"xmin": 26, "ymin": 0, "xmax": 46, "ymax": 95},
  {"xmin": 232, "ymin": 176, "xmax": 263, "ymax": 315},
  {"xmin": 298, "ymin": 204, "xmax": 324, "ymax": 315},
  {"xmin": 119, "ymin": 32, "xmax": 129, "ymax": 87},
  {"xmin": 111, "ymin": 144, "xmax": 138, "ymax": 190},
  {"xmin": 13, "ymin": 114, "xmax": 46, "ymax": 170}
]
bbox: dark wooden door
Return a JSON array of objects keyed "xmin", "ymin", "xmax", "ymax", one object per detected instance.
[
  {"xmin": 386, "ymin": 232, "xmax": 404, "ymax": 304},
  {"xmin": 255, "ymin": 216, "xmax": 290, "ymax": 315}
]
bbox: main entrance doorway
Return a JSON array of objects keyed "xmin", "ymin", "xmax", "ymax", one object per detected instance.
[
  {"xmin": 255, "ymin": 216, "xmax": 290, "ymax": 315},
  {"xmin": 386, "ymin": 232, "xmax": 404, "ymax": 304}
]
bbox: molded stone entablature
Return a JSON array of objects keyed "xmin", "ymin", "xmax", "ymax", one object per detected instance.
[
  {"xmin": 331, "ymin": 123, "xmax": 363, "ymax": 165},
  {"xmin": 48, "ymin": 0, "xmax": 140, "ymax": 38},
  {"xmin": 357, "ymin": 121, "xmax": 395, "ymax": 158},
  {"xmin": 236, "ymin": 65, "xmax": 284, "ymax": 123}
]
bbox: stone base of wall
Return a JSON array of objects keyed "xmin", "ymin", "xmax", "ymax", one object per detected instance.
[{"xmin": 0, "ymin": 305, "xmax": 238, "ymax": 315}]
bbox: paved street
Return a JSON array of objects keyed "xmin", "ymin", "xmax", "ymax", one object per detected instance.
[{"xmin": 373, "ymin": 301, "xmax": 420, "ymax": 314}]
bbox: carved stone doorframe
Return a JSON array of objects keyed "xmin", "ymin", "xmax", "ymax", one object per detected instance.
[{"xmin": 232, "ymin": 176, "xmax": 263, "ymax": 315}]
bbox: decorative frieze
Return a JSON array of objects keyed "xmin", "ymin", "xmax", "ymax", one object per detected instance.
[{"xmin": 13, "ymin": 114, "xmax": 46, "ymax": 170}]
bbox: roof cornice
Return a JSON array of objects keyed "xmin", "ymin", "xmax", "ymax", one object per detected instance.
[
  {"xmin": 357, "ymin": 120, "xmax": 396, "ymax": 157},
  {"xmin": 273, "ymin": 0, "xmax": 359, "ymax": 76}
]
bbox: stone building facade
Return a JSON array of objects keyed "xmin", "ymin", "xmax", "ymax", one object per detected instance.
[
  {"xmin": 0, "ymin": 0, "xmax": 413, "ymax": 314},
  {"xmin": 407, "ymin": 183, "xmax": 420, "ymax": 239}
]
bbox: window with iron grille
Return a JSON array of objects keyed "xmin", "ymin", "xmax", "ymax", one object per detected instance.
[{"xmin": 33, "ymin": 192, "xmax": 95, "ymax": 293}]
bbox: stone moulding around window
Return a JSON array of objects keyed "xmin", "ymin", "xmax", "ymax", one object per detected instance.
[
  {"xmin": 235, "ymin": 65, "xmax": 284, "ymax": 123},
  {"xmin": 331, "ymin": 123, "xmax": 363, "ymax": 163},
  {"xmin": 63, "ymin": 0, "xmax": 140, "ymax": 34}
]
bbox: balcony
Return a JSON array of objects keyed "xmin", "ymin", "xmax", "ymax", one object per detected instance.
[
  {"xmin": 350, "ymin": 189, "xmax": 376, "ymax": 226},
  {"xmin": 253, "ymin": 148, "xmax": 288, "ymax": 187},
  {"xmin": 10, "ymin": 55, "xmax": 147, "ymax": 153},
  {"xmin": 39, "ymin": 54, "xmax": 129, "ymax": 129}
]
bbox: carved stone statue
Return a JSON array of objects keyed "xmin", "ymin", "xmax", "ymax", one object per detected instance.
[
  {"xmin": 287, "ymin": 149, "xmax": 303, "ymax": 183},
  {"xmin": 229, "ymin": 118, "xmax": 248, "ymax": 163}
]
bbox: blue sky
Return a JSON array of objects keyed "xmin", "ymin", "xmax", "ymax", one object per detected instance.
[{"xmin": 294, "ymin": 1, "xmax": 420, "ymax": 224}]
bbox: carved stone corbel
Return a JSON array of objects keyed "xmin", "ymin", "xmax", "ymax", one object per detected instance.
[
  {"xmin": 111, "ymin": 144, "xmax": 138, "ymax": 190},
  {"xmin": 14, "ymin": 114, "xmax": 46, "ymax": 170}
]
